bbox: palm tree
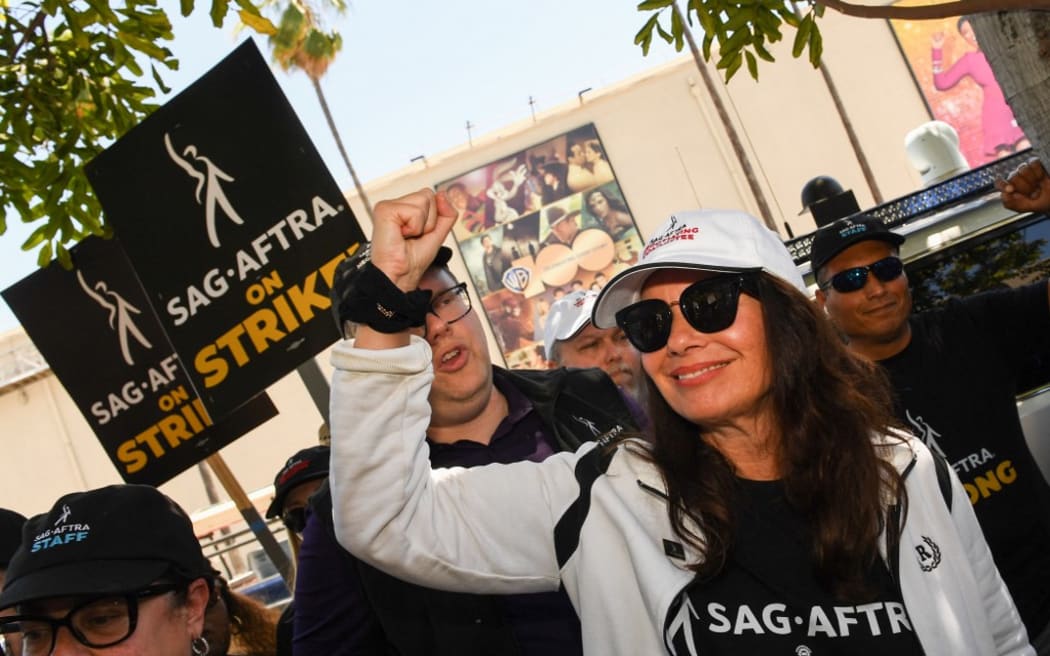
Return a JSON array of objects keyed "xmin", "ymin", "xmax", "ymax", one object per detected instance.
[{"xmin": 267, "ymin": 0, "xmax": 375, "ymax": 222}]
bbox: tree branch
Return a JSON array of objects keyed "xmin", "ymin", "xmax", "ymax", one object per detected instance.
[
  {"xmin": 818, "ymin": 0, "xmax": 1050, "ymax": 20},
  {"xmin": 11, "ymin": 9, "xmax": 46, "ymax": 61}
]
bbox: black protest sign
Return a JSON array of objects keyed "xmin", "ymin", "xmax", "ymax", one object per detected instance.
[
  {"xmin": 2, "ymin": 236, "xmax": 278, "ymax": 487},
  {"xmin": 85, "ymin": 39, "xmax": 365, "ymax": 419}
]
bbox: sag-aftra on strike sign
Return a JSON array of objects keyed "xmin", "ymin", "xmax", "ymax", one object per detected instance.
[
  {"xmin": 86, "ymin": 39, "xmax": 366, "ymax": 419},
  {"xmin": 3, "ymin": 236, "xmax": 278, "ymax": 486}
]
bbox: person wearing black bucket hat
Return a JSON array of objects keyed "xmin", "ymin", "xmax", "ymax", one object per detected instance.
[
  {"xmin": 327, "ymin": 189, "xmax": 1029, "ymax": 655},
  {"xmin": 0, "ymin": 485, "xmax": 214, "ymax": 656},
  {"xmin": 814, "ymin": 203, "xmax": 1050, "ymax": 650}
]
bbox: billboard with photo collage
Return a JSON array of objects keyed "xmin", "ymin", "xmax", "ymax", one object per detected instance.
[{"xmin": 437, "ymin": 124, "xmax": 644, "ymax": 369}]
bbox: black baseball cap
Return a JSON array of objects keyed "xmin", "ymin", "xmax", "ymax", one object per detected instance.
[
  {"xmin": 0, "ymin": 508, "xmax": 26, "ymax": 569},
  {"xmin": 265, "ymin": 445, "xmax": 330, "ymax": 518},
  {"xmin": 0, "ymin": 485, "xmax": 213, "ymax": 609},
  {"xmin": 810, "ymin": 215, "xmax": 905, "ymax": 273}
]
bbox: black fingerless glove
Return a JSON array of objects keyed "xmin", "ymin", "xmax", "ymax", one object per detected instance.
[{"xmin": 330, "ymin": 244, "xmax": 433, "ymax": 336}]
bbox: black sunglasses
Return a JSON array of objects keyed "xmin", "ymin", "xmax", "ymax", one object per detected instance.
[
  {"xmin": 615, "ymin": 274, "xmax": 759, "ymax": 353},
  {"xmin": 282, "ymin": 506, "xmax": 307, "ymax": 535},
  {"xmin": 819, "ymin": 256, "xmax": 904, "ymax": 293}
]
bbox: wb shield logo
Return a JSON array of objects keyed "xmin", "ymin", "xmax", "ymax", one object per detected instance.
[{"xmin": 502, "ymin": 267, "xmax": 531, "ymax": 293}]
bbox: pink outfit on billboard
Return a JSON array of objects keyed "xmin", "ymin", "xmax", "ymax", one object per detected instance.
[{"xmin": 932, "ymin": 47, "xmax": 1025, "ymax": 156}]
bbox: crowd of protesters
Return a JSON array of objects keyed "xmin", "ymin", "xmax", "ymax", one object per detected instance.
[{"xmin": 1, "ymin": 159, "xmax": 1049, "ymax": 655}]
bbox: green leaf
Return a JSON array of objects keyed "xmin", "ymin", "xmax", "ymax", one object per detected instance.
[
  {"xmin": 694, "ymin": 4, "xmax": 716, "ymax": 35},
  {"xmin": 636, "ymin": 0, "xmax": 674, "ymax": 9},
  {"xmin": 36, "ymin": 242, "xmax": 53, "ymax": 267},
  {"xmin": 180, "ymin": 0, "xmax": 194, "ymax": 16},
  {"xmin": 656, "ymin": 21, "xmax": 673, "ymax": 44},
  {"xmin": 23, "ymin": 223, "xmax": 48, "ymax": 251},
  {"xmin": 745, "ymin": 50, "xmax": 758, "ymax": 79},
  {"xmin": 670, "ymin": 3, "xmax": 684, "ymax": 50},
  {"xmin": 209, "ymin": 0, "xmax": 229, "ymax": 27},
  {"xmin": 723, "ymin": 26, "xmax": 750, "ymax": 54},
  {"xmin": 634, "ymin": 13, "xmax": 660, "ymax": 46},
  {"xmin": 240, "ymin": 9, "xmax": 277, "ymax": 35},
  {"xmin": 150, "ymin": 63, "xmax": 171, "ymax": 94},
  {"xmin": 808, "ymin": 26, "xmax": 823, "ymax": 67},
  {"xmin": 753, "ymin": 39, "xmax": 775, "ymax": 62},
  {"xmin": 724, "ymin": 51, "xmax": 743, "ymax": 81},
  {"xmin": 793, "ymin": 15, "xmax": 812, "ymax": 59},
  {"xmin": 634, "ymin": 13, "xmax": 660, "ymax": 55},
  {"xmin": 724, "ymin": 6, "xmax": 756, "ymax": 32},
  {"xmin": 56, "ymin": 242, "xmax": 73, "ymax": 270}
]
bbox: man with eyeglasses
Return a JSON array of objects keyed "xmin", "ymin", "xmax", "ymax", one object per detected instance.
[
  {"xmin": 0, "ymin": 485, "xmax": 213, "ymax": 656},
  {"xmin": 813, "ymin": 214, "xmax": 1050, "ymax": 653},
  {"xmin": 291, "ymin": 190, "xmax": 643, "ymax": 656}
]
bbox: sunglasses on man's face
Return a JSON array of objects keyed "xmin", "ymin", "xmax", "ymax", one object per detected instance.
[
  {"xmin": 818, "ymin": 256, "xmax": 904, "ymax": 294},
  {"xmin": 282, "ymin": 507, "xmax": 307, "ymax": 535},
  {"xmin": 615, "ymin": 274, "xmax": 760, "ymax": 353}
]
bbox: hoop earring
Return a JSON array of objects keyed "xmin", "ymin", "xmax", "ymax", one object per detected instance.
[{"xmin": 191, "ymin": 635, "xmax": 210, "ymax": 656}]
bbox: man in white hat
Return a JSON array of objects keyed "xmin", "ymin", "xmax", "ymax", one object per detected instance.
[{"xmin": 543, "ymin": 290, "xmax": 644, "ymax": 402}]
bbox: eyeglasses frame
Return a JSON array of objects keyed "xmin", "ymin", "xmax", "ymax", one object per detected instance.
[
  {"xmin": 0, "ymin": 583, "xmax": 182, "ymax": 655},
  {"xmin": 421, "ymin": 282, "xmax": 472, "ymax": 337}
]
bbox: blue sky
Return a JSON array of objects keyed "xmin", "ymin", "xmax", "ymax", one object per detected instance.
[{"xmin": 0, "ymin": 0, "xmax": 681, "ymax": 331}]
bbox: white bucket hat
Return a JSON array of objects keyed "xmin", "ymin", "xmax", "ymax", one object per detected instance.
[{"xmin": 592, "ymin": 209, "xmax": 805, "ymax": 328}]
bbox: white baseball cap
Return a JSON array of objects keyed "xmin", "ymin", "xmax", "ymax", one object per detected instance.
[
  {"xmin": 543, "ymin": 290, "xmax": 598, "ymax": 360},
  {"xmin": 592, "ymin": 209, "xmax": 805, "ymax": 328}
]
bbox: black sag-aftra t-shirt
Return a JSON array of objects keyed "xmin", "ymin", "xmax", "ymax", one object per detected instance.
[
  {"xmin": 879, "ymin": 282, "xmax": 1050, "ymax": 637},
  {"xmin": 664, "ymin": 479, "xmax": 925, "ymax": 655}
]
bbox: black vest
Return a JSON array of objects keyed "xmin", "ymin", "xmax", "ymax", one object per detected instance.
[{"xmin": 309, "ymin": 366, "xmax": 639, "ymax": 656}]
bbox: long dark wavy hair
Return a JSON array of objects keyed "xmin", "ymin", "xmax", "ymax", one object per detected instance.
[{"xmin": 642, "ymin": 272, "xmax": 906, "ymax": 600}]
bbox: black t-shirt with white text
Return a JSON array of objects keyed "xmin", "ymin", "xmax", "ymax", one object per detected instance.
[
  {"xmin": 665, "ymin": 479, "xmax": 925, "ymax": 655},
  {"xmin": 878, "ymin": 282, "xmax": 1050, "ymax": 636}
]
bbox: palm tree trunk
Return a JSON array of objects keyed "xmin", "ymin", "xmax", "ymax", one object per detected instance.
[
  {"xmin": 311, "ymin": 76, "xmax": 375, "ymax": 222},
  {"xmin": 970, "ymin": 11, "xmax": 1050, "ymax": 164},
  {"xmin": 674, "ymin": 2, "xmax": 778, "ymax": 230}
]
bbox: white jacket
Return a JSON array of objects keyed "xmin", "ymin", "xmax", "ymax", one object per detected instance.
[{"xmin": 329, "ymin": 337, "xmax": 1032, "ymax": 656}]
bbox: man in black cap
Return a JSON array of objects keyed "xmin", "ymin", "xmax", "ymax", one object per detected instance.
[
  {"xmin": 812, "ymin": 213, "xmax": 1050, "ymax": 653},
  {"xmin": 266, "ymin": 444, "xmax": 329, "ymax": 555},
  {"xmin": 294, "ymin": 190, "xmax": 643, "ymax": 656},
  {"xmin": 266, "ymin": 444, "xmax": 329, "ymax": 656},
  {"xmin": 0, "ymin": 485, "xmax": 213, "ymax": 656}
]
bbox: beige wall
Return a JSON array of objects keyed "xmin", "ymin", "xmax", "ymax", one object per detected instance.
[
  {"xmin": 1, "ymin": 14, "xmax": 937, "ymax": 529},
  {"xmin": 0, "ymin": 347, "xmax": 324, "ymax": 519}
]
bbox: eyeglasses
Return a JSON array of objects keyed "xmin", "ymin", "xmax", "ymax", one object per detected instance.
[
  {"xmin": 421, "ymin": 283, "xmax": 472, "ymax": 337},
  {"xmin": 818, "ymin": 256, "xmax": 904, "ymax": 293},
  {"xmin": 1, "ymin": 583, "xmax": 180, "ymax": 656},
  {"xmin": 282, "ymin": 506, "xmax": 307, "ymax": 535},
  {"xmin": 615, "ymin": 274, "xmax": 759, "ymax": 353}
]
